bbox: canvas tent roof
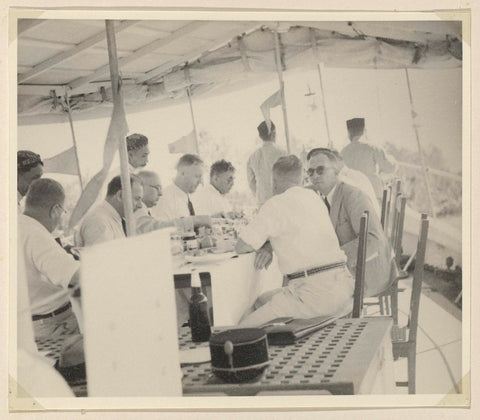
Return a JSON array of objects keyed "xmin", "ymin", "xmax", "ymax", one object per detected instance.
[{"xmin": 17, "ymin": 19, "xmax": 462, "ymax": 125}]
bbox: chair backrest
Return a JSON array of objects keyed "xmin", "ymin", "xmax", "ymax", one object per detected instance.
[
  {"xmin": 407, "ymin": 214, "xmax": 429, "ymax": 343},
  {"xmin": 393, "ymin": 196, "xmax": 407, "ymax": 263},
  {"xmin": 352, "ymin": 211, "xmax": 369, "ymax": 318},
  {"xmin": 380, "ymin": 188, "xmax": 388, "ymax": 230}
]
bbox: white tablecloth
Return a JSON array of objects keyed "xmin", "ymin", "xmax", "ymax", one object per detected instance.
[{"xmin": 173, "ymin": 253, "xmax": 283, "ymax": 326}]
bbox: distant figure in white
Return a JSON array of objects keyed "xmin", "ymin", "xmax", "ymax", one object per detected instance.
[
  {"xmin": 236, "ymin": 155, "xmax": 353, "ymax": 326},
  {"xmin": 341, "ymin": 118, "xmax": 397, "ymax": 200},
  {"xmin": 247, "ymin": 120, "xmax": 287, "ymax": 207},
  {"xmin": 193, "ymin": 159, "xmax": 236, "ymax": 218}
]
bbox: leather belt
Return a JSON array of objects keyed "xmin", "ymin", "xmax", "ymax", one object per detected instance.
[
  {"xmin": 286, "ymin": 261, "xmax": 346, "ymax": 281},
  {"xmin": 32, "ymin": 302, "xmax": 71, "ymax": 321}
]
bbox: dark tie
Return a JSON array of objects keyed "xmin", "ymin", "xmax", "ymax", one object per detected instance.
[
  {"xmin": 323, "ymin": 196, "xmax": 331, "ymax": 213},
  {"xmin": 187, "ymin": 196, "xmax": 195, "ymax": 216},
  {"xmin": 121, "ymin": 218, "xmax": 127, "ymax": 235}
]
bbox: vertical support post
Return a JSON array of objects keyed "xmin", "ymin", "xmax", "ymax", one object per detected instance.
[
  {"xmin": 185, "ymin": 75, "xmax": 200, "ymax": 155},
  {"xmin": 273, "ymin": 29, "xmax": 291, "ymax": 153},
  {"xmin": 404, "ymin": 68, "xmax": 436, "ymax": 218},
  {"xmin": 64, "ymin": 90, "xmax": 84, "ymax": 191},
  {"xmin": 105, "ymin": 20, "xmax": 134, "ymax": 237},
  {"xmin": 310, "ymin": 29, "xmax": 332, "ymax": 148}
]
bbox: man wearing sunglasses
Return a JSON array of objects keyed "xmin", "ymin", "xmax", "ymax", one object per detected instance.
[
  {"xmin": 306, "ymin": 148, "xmax": 392, "ymax": 297},
  {"xmin": 19, "ymin": 178, "xmax": 81, "ymax": 340}
]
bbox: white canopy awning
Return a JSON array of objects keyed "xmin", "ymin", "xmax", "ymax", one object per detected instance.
[{"xmin": 17, "ymin": 19, "xmax": 462, "ymax": 125}]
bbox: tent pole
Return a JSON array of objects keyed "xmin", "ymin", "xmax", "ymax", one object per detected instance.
[
  {"xmin": 186, "ymin": 85, "xmax": 200, "ymax": 155},
  {"xmin": 105, "ymin": 20, "xmax": 135, "ymax": 236},
  {"xmin": 404, "ymin": 68, "xmax": 436, "ymax": 219},
  {"xmin": 310, "ymin": 29, "xmax": 332, "ymax": 149},
  {"xmin": 273, "ymin": 29, "xmax": 291, "ymax": 153},
  {"xmin": 64, "ymin": 90, "xmax": 84, "ymax": 191}
]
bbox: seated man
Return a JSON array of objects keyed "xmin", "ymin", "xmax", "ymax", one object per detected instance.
[
  {"xmin": 306, "ymin": 147, "xmax": 380, "ymax": 217},
  {"xmin": 19, "ymin": 178, "xmax": 81, "ymax": 340},
  {"xmin": 76, "ymin": 175, "xmax": 144, "ymax": 246},
  {"xmin": 151, "ymin": 154, "xmax": 203, "ymax": 223},
  {"xmin": 17, "ymin": 150, "xmax": 44, "ymax": 211},
  {"xmin": 306, "ymin": 148, "xmax": 393, "ymax": 297},
  {"xmin": 135, "ymin": 170, "xmax": 210, "ymax": 235},
  {"xmin": 192, "ymin": 159, "xmax": 236, "ymax": 218},
  {"xmin": 236, "ymin": 155, "xmax": 354, "ymax": 327}
]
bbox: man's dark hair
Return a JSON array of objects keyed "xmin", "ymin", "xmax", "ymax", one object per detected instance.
[
  {"xmin": 126, "ymin": 133, "xmax": 148, "ymax": 151},
  {"xmin": 176, "ymin": 154, "xmax": 203, "ymax": 169},
  {"xmin": 25, "ymin": 178, "xmax": 64, "ymax": 210},
  {"xmin": 257, "ymin": 121, "xmax": 276, "ymax": 141},
  {"xmin": 107, "ymin": 174, "xmax": 141, "ymax": 196},
  {"xmin": 306, "ymin": 147, "xmax": 342, "ymax": 162},
  {"xmin": 210, "ymin": 159, "xmax": 235, "ymax": 178},
  {"xmin": 17, "ymin": 150, "xmax": 43, "ymax": 175}
]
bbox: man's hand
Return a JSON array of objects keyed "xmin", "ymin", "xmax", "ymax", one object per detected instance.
[{"xmin": 254, "ymin": 241, "xmax": 273, "ymax": 270}]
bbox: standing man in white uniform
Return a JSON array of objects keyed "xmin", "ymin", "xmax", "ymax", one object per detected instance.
[
  {"xmin": 341, "ymin": 118, "xmax": 397, "ymax": 200},
  {"xmin": 247, "ymin": 121, "xmax": 287, "ymax": 207},
  {"xmin": 236, "ymin": 155, "xmax": 353, "ymax": 326}
]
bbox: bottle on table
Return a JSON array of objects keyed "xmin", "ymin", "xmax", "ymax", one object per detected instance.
[{"xmin": 189, "ymin": 271, "xmax": 211, "ymax": 342}]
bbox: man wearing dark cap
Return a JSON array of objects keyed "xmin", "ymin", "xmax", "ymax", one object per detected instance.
[
  {"xmin": 126, "ymin": 133, "xmax": 150, "ymax": 174},
  {"xmin": 247, "ymin": 120, "xmax": 287, "ymax": 207},
  {"xmin": 17, "ymin": 150, "xmax": 44, "ymax": 210},
  {"xmin": 341, "ymin": 118, "xmax": 397, "ymax": 199}
]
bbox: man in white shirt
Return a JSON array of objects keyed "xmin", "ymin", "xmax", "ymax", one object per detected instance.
[
  {"xmin": 19, "ymin": 178, "xmax": 81, "ymax": 340},
  {"xmin": 306, "ymin": 148, "xmax": 393, "ymax": 297},
  {"xmin": 17, "ymin": 150, "xmax": 44, "ymax": 211},
  {"xmin": 135, "ymin": 170, "xmax": 174, "ymax": 234},
  {"xmin": 193, "ymin": 159, "xmax": 235, "ymax": 217},
  {"xmin": 247, "ymin": 121, "xmax": 287, "ymax": 207},
  {"xmin": 76, "ymin": 175, "xmax": 144, "ymax": 246},
  {"xmin": 151, "ymin": 154, "xmax": 204, "ymax": 223},
  {"xmin": 127, "ymin": 133, "xmax": 150, "ymax": 174},
  {"xmin": 341, "ymin": 118, "xmax": 397, "ymax": 199},
  {"xmin": 236, "ymin": 155, "xmax": 353, "ymax": 327}
]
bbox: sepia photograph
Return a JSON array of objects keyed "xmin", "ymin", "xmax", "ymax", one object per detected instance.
[{"xmin": 6, "ymin": 5, "xmax": 470, "ymax": 414}]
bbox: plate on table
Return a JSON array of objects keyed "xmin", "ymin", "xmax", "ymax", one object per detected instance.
[{"xmin": 184, "ymin": 251, "xmax": 236, "ymax": 264}]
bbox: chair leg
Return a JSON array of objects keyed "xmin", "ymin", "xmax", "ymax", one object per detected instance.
[
  {"xmin": 407, "ymin": 346, "xmax": 416, "ymax": 394},
  {"xmin": 384, "ymin": 295, "xmax": 391, "ymax": 315},
  {"xmin": 391, "ymin": 282, "xmax": 399, "ymax": 326},
  {"xmin": 379, "ymin": 296, "xmax": 385, "ymax": 315}
]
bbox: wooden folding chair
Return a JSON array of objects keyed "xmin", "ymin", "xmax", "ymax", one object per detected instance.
[
  {"xmin": 391, "ymin": 214, "xmax": 429, "ymax": 394},
  {"xmin": 352, "ymin": 211, "xmax": 369, "ymax": 318}
]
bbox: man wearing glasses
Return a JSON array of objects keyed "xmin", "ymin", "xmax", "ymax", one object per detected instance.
[
  {"xmin": 306, "ymin": 148, "xmax": 392, "ymax": 297},
  {"xmin": 19, "ymin": 178, "xmax": 81, "ymax": 340}
]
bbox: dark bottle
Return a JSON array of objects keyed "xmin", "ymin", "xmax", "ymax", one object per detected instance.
[{"xmin": 189, "ymin": 271, "xmax": 211, "ymax": 342}]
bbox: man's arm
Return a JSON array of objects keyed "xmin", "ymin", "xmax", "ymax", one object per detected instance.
[
  {"xmin": 254, "ymin": 241, "xmax": 273, "ymax": 270},
  {"xmin": 375, "ymin": 146, "xmax": 397, "ymax": 174}
]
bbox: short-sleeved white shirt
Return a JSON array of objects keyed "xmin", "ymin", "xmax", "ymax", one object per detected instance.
[
  {"xmin": 150, "ymin": 182, "xmax": 192, "ymax": 223},
  {"xmin": 239, "ymin": 186, "xmax": 346, "ymax": 275},
  {"xmin": 75, "ymin": 200, "xmax": 124, "ymax": 247},
  {"xmin": 192, "ymin": 183, "xmax": 233, "ymax": 216},
  {"xmin": 19, "ymin": 215, "xmax": 79, "ymax": 315}
]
